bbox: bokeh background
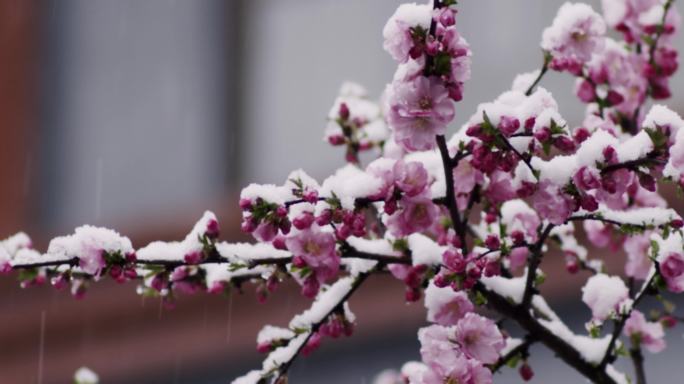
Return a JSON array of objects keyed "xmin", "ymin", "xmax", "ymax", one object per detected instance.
[{"xmin": 1, "ymin": 0, "xmax": 684, "ymax": 383}]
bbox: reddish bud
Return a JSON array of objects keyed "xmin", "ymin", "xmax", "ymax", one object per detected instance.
[
  {"xmin": 338, "ymin": 102, "xmax": 350, "ymax": 121},
  {"xmin": 239, "ymin": 198, "xmax": 253, "ymax": 210},
  {"xmin": 519, "ymin": 363, "xmax": 534, "ymax": 381},
  {"xmin": 485, "ymin": 235, "xmax": 500, "ymax": 250}
]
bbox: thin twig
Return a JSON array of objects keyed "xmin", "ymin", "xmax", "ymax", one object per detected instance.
[
  {"xmin": 490, "ymin": 335, "xmax": 536, "ymax": 372},
  {"xmin": 524, "ymin": 54, "xmax": 550, "ymax": 96},
  {"xmin": 272, "ymin": 265, "xmax": 378, "ymax": 382},
  {"xmin": 599, "ymin": 272, "xmax": 657, "ymax": 368}
]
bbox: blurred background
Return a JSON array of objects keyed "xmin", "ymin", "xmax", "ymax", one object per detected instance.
[{"xmin": 1, "ymin": 0, "xmax": 684, "ymax": 383}]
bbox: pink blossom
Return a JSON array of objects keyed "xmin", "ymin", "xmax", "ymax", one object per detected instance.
[
  {"xmin": 382, "ymin": 3, "xmax": 431, "ymax": 62},
  {"xmin": 576, "ymin": 79, "xmax": 597, "ymax": 102},
  {"xmin": 366, "ymin": 158, "xmax": 397, "ymax": 200},
  {"xmin": 285, "ymin": 227, "xmax": 340, "ymax": 284},
  {"xmin": 596, "ymin": 169, "xmax": 635, "ymax": 209},
  {"xmin": 584, "ymin": 220, "xmax": 613, "ymax": 248},
  {"xmin": 79, "ymin": 248, "xmax": 106, "ymax": 276},
  {"xmin": 602, "ymin": 0, "xmax": 680, "ymax": 43},
  {"xmin": 454, "ymin": 313, "xmax": 505, "ymax": 364},
  {"xmin": 387, "ymin": 76, "xmax": 455, "ymax": 151},
  {"xmin": 252, "ymin": 222, "xmax": 279, "ymax": 242},
  {"xmin": 659, "ymin": 252, "xmax": 684, "ymax": 293},
  {"xmin": 509, "ymin": 247, "xmax": 530, "ymax": 271},
  {"xmin": 393, "ymin": 160, "xmax": 429, "ymax": 197},
  {"xmin": 633, "ymin": 185, "xmax": 667, "ymax": 208},
  {"xmin": 623, "ymin": 233, "xmax": 652, "ymax": 280},
  {"xmin": 418, "ymin": 325, "xmax": 493, "ymax": 384},
  {"xmin": 387, "ymin": 194, "xmax": 440, "ymax": 237},
  {"xmin": 587, "ymin": 39, "xmax": 647, "ymax": 115},
  {"xmin": 418, "ymin": 325, "xmax": 461, "ymax": 373},
  {"xmin": 541, "ymin": 3, "xmax": 607, "ymax": 67},
  {"xmin": 440, "ymin": 28, "xmax": 472, "ymax": 100},
  {"xmin": 573, "ymin": 166, "xmax": 601, "ymax": 191},
  {"xmin": 421, "ymin": 355, "xmax": 473, "ymax": 384},
  {"xmin": 425, "ymin": 283, "xmax": 474, "ymax": 326},
  {"xmin": 624, "ymin": 310, "xmax": 666, "ymax": 353},
  {"xmin": 531, "ymin": 180, "xmax": 575, "ymax": 225},
  {"xmin": 466, "ymin": 359, "xmax": 493, "ymax": 384},
  {"xmin": 453, "ymin": 160, "xmax": 483, "ymax": 209},
  {"xmin": 484, "ymin": 170, "xmax": 517, "ymax": 204}
]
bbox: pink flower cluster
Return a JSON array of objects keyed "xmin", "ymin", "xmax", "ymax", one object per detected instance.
[
  {"xmin": 367, "ymin": 159, "xmax": 440, "ymax": 238},
  {"xmin": 416, "ymin": 313, "xmax": 504, "ymax": 384},
  {"xmin": 287, "ymin": 226, "xmax": 340, "ymax": 298},
  {"xmin": 433, "ymin": 247, "xmax": 501, "ymax": 291},
  {"xmin": 542, "ymin": 0, "xmax": 681, "ymax": 124},
  {"xmin": 383, "ymin": 3, "xmax": 471, "ymax": 151},
  {"xmin": 325, "ymin": 83, "xmax": 389, "ymax": 163}
]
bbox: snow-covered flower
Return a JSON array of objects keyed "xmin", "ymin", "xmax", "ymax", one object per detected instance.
[
  {"xmin": 424, "ymin": 283, "xmax": 474, "ymax": 326},
  {"xmin": 387, "ymin": 76, "xmax": 455, "ymax": 151},
  {"xmin": 581, "ymin": 274, "xmax": 629, "ymax": 320},
  {"xmin": 542, "ymin": 3, "xmax": 607, "ymax": 70},
  {"xmin": 47, "ymin": 226, "xmax": 134, "ymax": 276},
  {"xmin": 382, "ymin": 3, "xmax": 432, "ymax": 62},
  {"xmin": 531, "ymin": 180, "xmax": 575, "ymax": 225}
]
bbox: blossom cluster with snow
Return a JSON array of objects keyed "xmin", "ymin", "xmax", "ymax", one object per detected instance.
[{"xmin": 3, "ymin": 1, "xmax": 684, "ymax": 383}]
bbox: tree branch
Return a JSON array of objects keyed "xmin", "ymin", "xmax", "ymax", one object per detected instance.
[
  {"xmin": 498, "ymin": 132, "xmax": 536, "ymax": 175},
  {"xmin": 490, "ymin": 335, "xmax": 536, "ymax": 373},
  {"xmin": 566, "ymin": 214, "xmax": 670, "ymax": 232},
  {"xmin": 630, "ymin": 344, "xmax": 648, "ymax": 384},
  {"xmin": 600, "ymin": 156, "xmax": 665, "ymax": 175},
  {"xmin": 476, "ymin": 282, "xmax": 618, "ymax": 384},
  {"xmin": 521, "ymin": 224, "xmax": 555, "ymax": 308},
  {"xmin": 436, "ymin": 135, "xmax": 468, "ymax": 253},
  {"xmin": 524, "ymin": 53, "xmax": 551, "ymax": 96},
  {"xmin": 599, "ymin": 272, "xmax": 657, "ymax": 368},
  {"xmin": 271, "ymin": 265, "xmax": 377, "ymax": 382}
]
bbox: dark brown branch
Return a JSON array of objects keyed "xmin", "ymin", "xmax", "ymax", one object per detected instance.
[
  {"xmin": 11, "ymin": 246, "xmax": 413, "ymax": 273},
  {"xmin": 11, "ymin": 257, "xmax": 80, "ymax": 269},
  {"xmin": 630, "ymin": 345, "xmax": 648, "ymax": 384},
  {"xmin": 601, "ymin": 156, "xmax": 665, "ymax": 175},
  {"xmin": 498, "ymin": 133, "xmax": 535, "ymax": 175},
  {"xmin": 436, "ymin": 135, "xmax": 467, "ymax": 253},
  {"xmin": 476, "ymin": 282, "xmax": 618, "ymax": 384},
  {"xmin": 521, "ymin": 224, "xmax": 555, "ymax": 308},
  {"xmin": 524, "ymin": 53, "xmax": 551, "ymax": 96},
  {"xmin": 272, "ymin": 265, "xmax": 377, "ymax": 382},
  {"xmin": 566, "ymin": 214, "xmax": 670, "ymax": 232}
]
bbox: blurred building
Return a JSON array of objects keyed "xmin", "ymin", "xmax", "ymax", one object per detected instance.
[{"xmin": 1, "ymin": 0, "xmax": 684, "ymax": 383}]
